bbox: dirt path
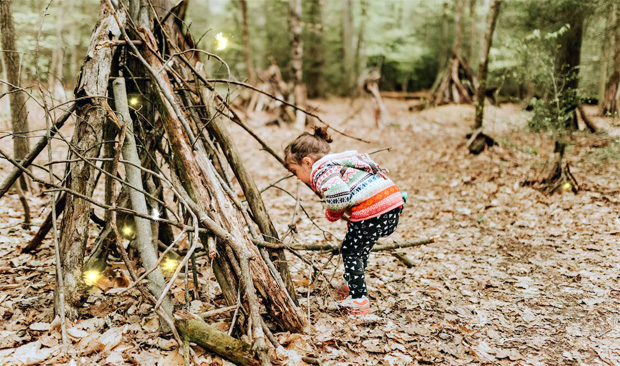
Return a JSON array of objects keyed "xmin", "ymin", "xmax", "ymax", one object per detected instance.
[{"xmin": 0, "ymin": 99, "xmax": 618, "ymax": 365}]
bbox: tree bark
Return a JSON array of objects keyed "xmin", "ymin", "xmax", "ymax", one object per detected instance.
[
  {"xmin": 0, "ymin": 0, "xmax": 30, "ymax": 191},
  {"xmin": 467, "ymin": 0, "xmax": 477, "ymax": 62},
  {"xmin": 556, "ymin": 3, "xmax": 585, "ymax": 128},
  {"xmin": 289, "ymin": 0, "xmax": 306, "ymax": 129},
  {"xmin": 205, "ymin": 105, "xmax": 298, "ymax": 305},
  {"xmin": 439, "ymin": 1, "xmax": 449, "ymax": 65},
  {"xmin": 305, "ymin": 0, "xmax": 325, "ymax": 98},
  {"xmin": 238, "ymin": 0, "xmax": 257, "ymax": 85},
  {"xmin": 0, "ymin": 47, "xmax": 8, "ymax": 118},
  {"xmin": 176, "ymin": 311, "xmax": 261, "ymax": 366},
  {"xmin": 55, "ymin": 5, "xmax": 125, "ymax": 319},
  {"xmin": 473, "ymin": 0, "xmax": 501, "ymax": 129},
  {"xmin": 600, "ymin": 2, "xmax": 619, "ymax": 116},
  {"xmin": 112, "ymin": 77, "xmax": 173, "ymax": 319},
  {"xmin": 452, "ymin": 0, "xmax": 465, "ymax": 57}
]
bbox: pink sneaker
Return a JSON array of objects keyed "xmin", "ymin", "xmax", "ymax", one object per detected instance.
[{"xmin": 339, "ymin": 296, "xmax": 370, "ymax": 315}]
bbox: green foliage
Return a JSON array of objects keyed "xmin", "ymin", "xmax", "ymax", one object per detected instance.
[
  {"xmin": 364, "ymin": 0, "xmax": 444, "ymax": 92},
  {"xmin": 6, "ymin": 0, "xmax": 99, "ymax": 84},
  {"xmin": 2, "ymin": 0, "xmax": 615, "ymax": 105},
  {"xmin": 511, "ymin": 26, "xmax": 580, "ymax": 136}
]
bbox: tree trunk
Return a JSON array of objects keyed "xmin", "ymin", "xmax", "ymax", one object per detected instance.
[
  {"xmin": 353, "ymin": 0, "xmax": 367, "ymax": 90},
  {"xmin": 0, "ymin": 49, "xmax": 7, "ymax": 122},
  {"xmin": 467, "ymin": 0, "xmax": 477, "ymax": 62},
  {"xmin": 55, "ymin": 5, "xmax": 125, "ymax": 319},
  {"xmin": 452, "ymin": 0, "xmax": 465, "ymax": 57},
  {"xmin": 341, "ymin": 0, "xmax": 353, "ymax": 93},
  {"xmin": 0, "ymin": 0, "xmax": 30, "ymax": 191},
  {"xmin": 556, "ymin": 3, "xmax": 585, "ymax": 129},
  {"xmin": 600, "ymin": 2, "xmax": 619, "ymax": 116},
  {"xmin": 439, "ymin": 1, "xmax": 449, "ymax": 66},
  {"xmin": 305, "ymin": 0, "xmax": 325, "ymax": 98},
  {"xmin": 598, "ymin": 1, "xmax": 612, "ymax": 103},
  {"xmin": 49, "ymin": 0, "xmax": 65, "ymax": 100},
  {"xmin": 289, "ymin": 0, "xmax": 306, "ymax": 129},
  {"xmin": 238, "ymin": 0, "xmax": 257, "ymax": 85},
  {"xmin": 473, "ymin": 0, "xmax": 501, "ymax": 129}
]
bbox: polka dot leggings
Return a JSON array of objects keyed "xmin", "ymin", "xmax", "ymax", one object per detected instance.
[{"xmin": 341, "ymin": 208, "xmax": 400, "ymax": 299}]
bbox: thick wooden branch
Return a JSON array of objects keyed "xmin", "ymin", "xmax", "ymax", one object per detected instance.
[
  {"xmin": 175, "ymin": 311, "xmax": 261, "ymax": 366},
  {"xmin": 142, "ymin": 36, "xmax": 306, "ymax": 334},
  {"xmin": 254, "ymin": 238, "xmax": 433, "ymax": 253},
  {"xmin": 113, "ymin": 77, "xmax": 173, "ymax": 318},
  {"xmin": 203, "ymin": 85, "xmax": 298, "ymax": 303},
  {"xmin": 391, "ymin": 252, "xmax": 416, "ymax": 268},
  {"xmin": 55, "ymin": 7, "xmax": 126, "ymax": 318}
]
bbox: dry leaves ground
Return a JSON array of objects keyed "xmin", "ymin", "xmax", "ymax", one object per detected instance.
[{"xmin": 0, "ymin": 98, "xmax": 619, "ymax": 365}]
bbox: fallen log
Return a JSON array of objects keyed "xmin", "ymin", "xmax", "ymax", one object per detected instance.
[{"xmin": 175, "ymin": 311, "xmax": 262, "ymax": 366}]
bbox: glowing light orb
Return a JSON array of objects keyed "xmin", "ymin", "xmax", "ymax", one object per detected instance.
[
  {"xmin": 129, "ymin": 97, "xmax": 139, "ymax": 106},
  {"xmin": 152, "ymin": 208, "xmax": 160, "ymax": 220},
  {"xmin": 215, "ymin": 33, "xmax": 228, "ymax": 51},
  {"xmin": 84, "ymin": 270, "xmax": 100, "ymax": 286},
  {"xmin": 122, "ymin": 226, "xmax": 133, "ymax": 237},
  {"xmin": 162, "ymin": 258, "xmax": 179, "ymax": 272},
  {"xmin": 562, "ymin": 182, "xmax": 572, "ymax": 191}
]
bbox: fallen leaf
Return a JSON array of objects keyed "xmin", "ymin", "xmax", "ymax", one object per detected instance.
[
  {"xmin": 156, "ymin": 338, "xmax": 177, "ymax": 351},
  {"xmin": 67, "ymin": 327, "xmax": 90, "ymax": 339},
  {"xmin": 142, "ymin": 317, "xmax": 160, "ymax": 333},
  {"xmin": 76, "ymin": 332, "xmax": 103, "ymax": 355},
  {"xmin": 29, "ymin": 322, "xmax": 51, "ymax": 331},
  {"xmin": 130, "ymin": 350, "xmax": 159, "ymax": 366},
  {"xmin": 0, "ymin": 331, "xmax": 22, "ymax": 349},
  {"xmin": 157, "ymin": 350, "xmax": 184, "ymax": 366},
  {"xmin": 105, "ymin": 351, "xmax": 125, "ymax": 365},
  {"xmin": 101, "ymin": 327, "xmax": 125, "ymax": 353},
  {"xmin": 11, "ymin": 341, "xmax": 58, "ymax": 365},
  {"xmin": 76, "ymin": 317, "xmax": 105, "ymax": 331}
]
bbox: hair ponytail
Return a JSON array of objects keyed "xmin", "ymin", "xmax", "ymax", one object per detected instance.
[
  {"xmin": 312, "ymin": 126, "xmax": 333, "ymax": 143},
  {"xmin": 284, "ymin": 127, "xmax": 332, "ymax": 165}
]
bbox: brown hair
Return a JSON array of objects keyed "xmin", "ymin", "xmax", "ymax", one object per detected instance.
[{"xmin": 284, "ymin": 127, "xmax": 333, "ymax": 165}]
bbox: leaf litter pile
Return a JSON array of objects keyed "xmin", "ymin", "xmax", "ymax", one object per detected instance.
[{"xmin": 0, "ymin": 100, "xmax": 619, "ymax": 365}]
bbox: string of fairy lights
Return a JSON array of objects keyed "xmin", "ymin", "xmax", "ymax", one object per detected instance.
[{"xmin": 81, "ymin": 30, "xmax": 230, "ymax": 287}]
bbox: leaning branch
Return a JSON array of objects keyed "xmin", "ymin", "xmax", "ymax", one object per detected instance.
[
  {"xmin": 207, "ymin": 79, "xmax": 370, "ymax": 143},
  {"xmin": 0, "ymin": 104, "xmax": 75, "ymax": 199}
]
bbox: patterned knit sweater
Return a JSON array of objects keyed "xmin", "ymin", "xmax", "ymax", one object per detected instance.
[{"xmin": 310, "ymin": 151, "xmax": 404, "ymax": 222}]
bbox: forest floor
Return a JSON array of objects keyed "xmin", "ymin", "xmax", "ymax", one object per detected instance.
[{"xmin": 0, "ymin": 98, "xmax": 619, "ymax": 366}]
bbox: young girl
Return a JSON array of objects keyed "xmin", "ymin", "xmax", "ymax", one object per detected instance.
[{"xmin": 284, "ymin": 127, "xmax": 405, "ymax": 315}]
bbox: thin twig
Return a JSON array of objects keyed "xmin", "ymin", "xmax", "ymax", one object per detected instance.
[{"xmin": 206, "ymin": 79, "xmax": 370, "ymax": 144}]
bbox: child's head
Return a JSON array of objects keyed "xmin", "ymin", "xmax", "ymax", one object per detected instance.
[{"xmin": 284, "ymin": 127, "xmax": 332, "ymax": 184}]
